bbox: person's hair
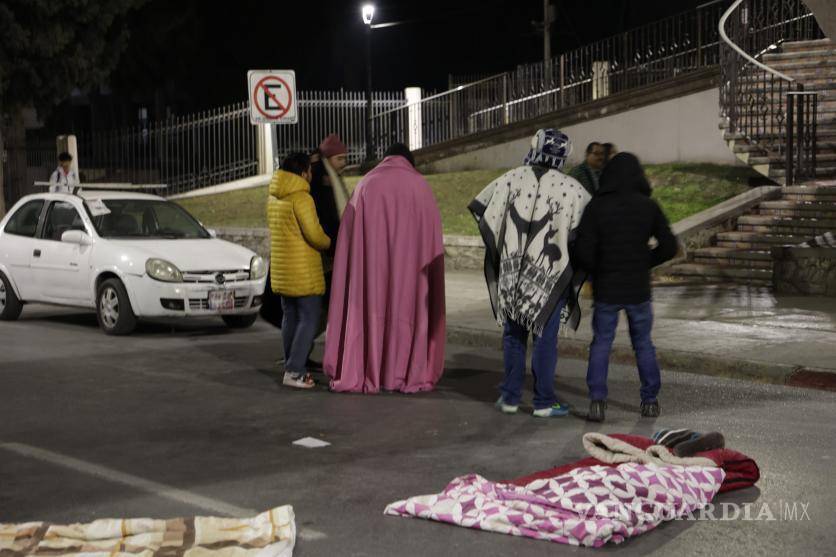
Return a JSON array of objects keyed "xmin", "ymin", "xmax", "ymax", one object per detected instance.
[
  {"xmin": 384, "ymin": 142, "xmax": 415, "ymax": 167},
  {"xmin": 585, "ymin": 142, "xmax": 602, "ymax": 155},
  {"xmin": 602, "ymin": 142, "xmax": 617, "ymax": 160},
  {"xmin": 58, "ymin": 152, "xmax": 73, "ymax": 162},
  {"xmin": 280, "ymin": 152, "xmax": 311, "ymax": 176}
]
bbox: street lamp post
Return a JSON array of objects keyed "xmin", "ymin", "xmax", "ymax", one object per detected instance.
[{"xmin": 362, "ymin": 4, "xmax": 375, "ymax": 163}]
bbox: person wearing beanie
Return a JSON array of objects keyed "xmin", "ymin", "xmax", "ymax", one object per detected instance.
[
  {"xmin": 572, "ymin": 152, "xmax": 678, "ymax": 423},
  {"xmin": 310, "ymin": 133, "xmax": 349, "ymax": 251},
  {"xmin": 469, "ymin": 129, "xmax": 592, "ymax": 418}
]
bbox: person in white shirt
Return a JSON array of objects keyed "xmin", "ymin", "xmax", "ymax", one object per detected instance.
[{"xmin": 49, "ymin": 152, "xmax": 80, "ymax": 193}]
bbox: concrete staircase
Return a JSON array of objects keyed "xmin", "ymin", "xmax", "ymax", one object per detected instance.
[
  {"xmin": 667, "ymin": 38, "xmax": 836, "ymax": 287},
  {"xmin": 723, "ymin": 39, "xmax": 836, "ymax": 183},
  {"xmin": 668, "ymin": 184, "xmax": 836, "ymax": 286}
]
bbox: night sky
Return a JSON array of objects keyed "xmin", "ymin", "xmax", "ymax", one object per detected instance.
[{"xmin": 111, "ymin": 0, "xmax": 708, "ymax": 113}]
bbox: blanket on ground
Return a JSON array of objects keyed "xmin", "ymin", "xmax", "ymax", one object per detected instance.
[
  {"xmin": 510, "ymin": 433, "xmax": 760, "ymax": 494},
  {"xmin": 0, "ymin": 506, "xmax": 295, "ymax": 557},
  {"xmin": 384, "ymin": 464, "xmax": 724, "ymax": 547}
]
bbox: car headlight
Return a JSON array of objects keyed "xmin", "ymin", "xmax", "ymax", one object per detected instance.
[
  {"xmin": 146, "ymin": 258, "xmax": 183, "ymax": 282},
  {"xmin": 250, "ymin": 256, "xmax": 267, "ymax": 280}
]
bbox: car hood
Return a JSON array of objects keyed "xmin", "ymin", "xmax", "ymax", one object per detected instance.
[{"xmin": 105, "ymin": 238, "xmax": 257, "ymax": 272}]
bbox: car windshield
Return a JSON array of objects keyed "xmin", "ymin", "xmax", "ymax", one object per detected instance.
[{"xmin": 86, "ymin": 199, "xmax": 210, "ymax": 239}]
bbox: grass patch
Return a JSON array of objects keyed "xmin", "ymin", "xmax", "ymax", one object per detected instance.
[
  {"xmin": 178, "ymin": 164, "xmax": 756, "ymax": 235},
  {"xmin": 644, "ymin": 163, "xmax": 755, "ymax": 224}
]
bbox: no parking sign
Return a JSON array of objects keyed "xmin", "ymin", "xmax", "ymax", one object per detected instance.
[{"xmin": 248, "ymin": 70, "xmax": 298, "ymax": 125}]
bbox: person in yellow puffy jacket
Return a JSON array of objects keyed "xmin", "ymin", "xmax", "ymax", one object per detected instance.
[{"xmin": 267, "ymin": 152, "xmax": 331, "ymax": 389}]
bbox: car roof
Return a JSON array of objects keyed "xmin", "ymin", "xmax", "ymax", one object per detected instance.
[
  {"xmin": 20, "ymin": 191, "xmax": 167, "ymax": 202},
  {"xmin": 78, "ymin": 191, "xmax": 165, "ymax": 201}
]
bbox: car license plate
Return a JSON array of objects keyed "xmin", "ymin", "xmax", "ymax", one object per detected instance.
[{"xmin": 208, "ymin": 290, "xmax": 235, "ymax": 310}]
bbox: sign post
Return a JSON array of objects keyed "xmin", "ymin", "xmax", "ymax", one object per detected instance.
[
  {"xmin": 247, "ymin": 70, "xmax": 298, "ymax": 125},
  {"xmin": 248, "ymin": 70, "xmax": 298, "ymax": 175}
]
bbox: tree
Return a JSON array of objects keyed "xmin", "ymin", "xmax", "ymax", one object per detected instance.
[{"xmin": 0, "ymin": 0, "xmax": 143, "ymax": 213}]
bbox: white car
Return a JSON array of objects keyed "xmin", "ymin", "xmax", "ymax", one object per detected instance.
[{"xmin": 0, "ymin": 190, "xmax": 267, "ymax": 334}]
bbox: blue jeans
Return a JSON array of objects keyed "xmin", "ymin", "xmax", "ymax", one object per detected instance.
[
  {"xmin": 501, "ymin": 298, "xmax": 567, "ymax": 410},
  {"xmin": 586, "ymin": 301, "xmax": 661, "ymax": 403},
  {"xmin": 281, "ymin": 295, "xmax": 322, "ymax": 375}
]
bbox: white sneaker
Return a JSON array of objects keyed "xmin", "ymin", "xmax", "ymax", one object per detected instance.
[{"xmin": 495, "ymin": 396, "xmax": 519, "ymax": 414}]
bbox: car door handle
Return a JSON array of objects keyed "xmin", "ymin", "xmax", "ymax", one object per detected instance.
[{"xmin": 33, "ymin": 249, "xmax": 41, "ymax": 257}]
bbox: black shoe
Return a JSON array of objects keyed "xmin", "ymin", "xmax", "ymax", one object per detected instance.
[
  {"xmin": 641, "ymin": 401, "xmax": 660, "ymax": 418},
  {"xmin": 588, "ymin": 400, "xmax": 606, "ymax": 422}
]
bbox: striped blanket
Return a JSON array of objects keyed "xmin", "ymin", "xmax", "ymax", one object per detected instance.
[{"xmin": 0, "ymin": 506, "xmax": 295, "ymax": 557}]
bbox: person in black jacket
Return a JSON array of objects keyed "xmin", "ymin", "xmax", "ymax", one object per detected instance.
[{"xmin": 572, "ymin": 152, "xmax": 678, "ymax": 422}]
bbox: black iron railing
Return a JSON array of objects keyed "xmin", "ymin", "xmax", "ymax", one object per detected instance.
[
  {"xmin": 374, "ymin": 0, "xmax": 732, "ymax": 153},
  {"xmin": 719, "ymin": 0, "xmax": 823, "ymax": 184}
]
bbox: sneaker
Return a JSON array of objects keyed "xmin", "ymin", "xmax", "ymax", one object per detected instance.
[
  {"xmin": 495, "ymin": 396, "xmax": 519, "ymax": 414},
  {"xmin": 588, "ymin": 400, "xmax": 607, "ymax": 423},
  {"xmin": 641, "ymin": 400, "xmax": 660, "ymax": 418},
  {"xmin": 283, "ymin": 371, "xmax": 316, "ymax": 389},
  {"xmin": 532, "ymin": 402, "xmax": 571, "ymax": 418}
]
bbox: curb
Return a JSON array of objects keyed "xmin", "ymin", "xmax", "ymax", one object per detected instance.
[{"xmin": 447, "ymin": 325, "xmax": 835, "ymax": 390}]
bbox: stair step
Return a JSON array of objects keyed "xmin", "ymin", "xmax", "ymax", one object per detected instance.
[
  {"xmin": 760, "ymin": 59, "xmax": 836, "ymax": 72},
  {"xmin": 692, "ymin": 248, "xmax": 774, "ymax": 269},
  {"xmin": 764, "ymin": 49, "xmax": 836, "ymax": 62},
  {"xmin": 715, "ymin": 231, "xmax": 809, "ymax": 249},
  {"xmin": 782, "ymin": 185, "xmax": 836, "ymax": 195},
  {"xmin": 667, "ymin": 263, "xmax": 773, "ymax": 285},
  {"xmin": 724, "ymin": 129, "xmax": 836, "ymax": 143},
  {"xmin": 739, "ymin": 83, "xmax": 836, "ymax": 96},
  {"xmin": 737, "ymin": 215, "xmax": 836, "ymax": 234},
  {"xmin": 757, "ymin": 200, "xmax": 836, "ymax": 218},
  {"xmin": 768, "ymin": 166, "xmax": 836, "ymax": 179},
  {"xmin": 780, "ymin": 39, "xmax": 833, "ymax": 53},
  {"xmin": 749, "ymin": 153, "xmax": 836, "ymax": 166}
]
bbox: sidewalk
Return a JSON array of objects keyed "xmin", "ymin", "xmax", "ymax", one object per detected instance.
[{"xmin": 445, "ymin": 270, "xmax": 836, "ymax": 389}]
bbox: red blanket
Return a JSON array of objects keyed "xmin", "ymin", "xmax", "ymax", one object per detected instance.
[{"xmin": 510, "ymin": 434, "xmax": 760, "ymax": 494}]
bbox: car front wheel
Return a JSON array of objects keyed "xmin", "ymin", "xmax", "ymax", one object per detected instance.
[
  {"xmin": 96, "ymin": 278, "xmax": 137, "ymax": 335},
  {"xmin": 222, "ymin": 313, "xmax": 258, "ymax": 329},
  {"xmin": 0, "ymin": 271, "xmax": 23, "ymax": 321}
]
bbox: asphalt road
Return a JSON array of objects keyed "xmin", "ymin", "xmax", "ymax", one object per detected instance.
[{"xmin": 1, "ymin": 305, "xmax": 835, "ymax": 556}]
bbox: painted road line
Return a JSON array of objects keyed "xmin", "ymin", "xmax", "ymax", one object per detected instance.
[{"xmin": 0, "ymin": 442, "xmax": 327, "ymax": 540}]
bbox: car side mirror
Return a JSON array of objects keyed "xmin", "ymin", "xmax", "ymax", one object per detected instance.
[{"xmin": 61, "ymin": 229, "xmax": 92, "ymax": 246}]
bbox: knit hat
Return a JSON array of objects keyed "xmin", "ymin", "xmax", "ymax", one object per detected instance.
[
  {"xmin": 673, "ymin": 432, "xmax": 725, "ymax": 457},
  {"xmin": 319, "ymin": 134, "xmax": 347, "ymax": 158},
  {"xmin": 524, "ymin": 128, "xmax": 572, "ymax": 171},
  {"xmin": 652, "ymin": 429, "xmax": 726, "ymax": 457},
  {"xmin": 652, "ymin": 429, "xmax": 699, "ymax": 448}
]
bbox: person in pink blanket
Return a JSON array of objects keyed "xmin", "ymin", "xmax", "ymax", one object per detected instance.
[{"xmin": 323, "ymin": 143, "xmax": 446, "ymax": 393}]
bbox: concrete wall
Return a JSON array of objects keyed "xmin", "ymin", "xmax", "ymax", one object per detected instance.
[
  {"xmin": 773, "ymin": 247, "xmax": 836, "ymax": 296},
  {"xmin": 423, "ymin": 88, "xmax": 738, "ymax": 174}
]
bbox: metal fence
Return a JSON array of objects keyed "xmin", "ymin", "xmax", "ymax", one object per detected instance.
[
  {"xmin": 373, "ymin": 0, "xmax": 731, "ymax": 153},
  {"xmin": 78, "ymin": 101, "xmax": 256, "ymax": 196},
  {"xmin": 719, "ymin": 0, "xmax": 823, "ymax": 185},
  {"xmin": 274, "ymin": 90, "xmax": 405, "ymax": 166},
  {"xmin": 74, "ymin": 90, "xmax": 405, "ymax": 196}
]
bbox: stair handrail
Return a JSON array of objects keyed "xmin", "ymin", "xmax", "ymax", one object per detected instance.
[
  {"xmin": 718, "ymin": 0, "xmax": 822, "ymax": 185},
  {"xmin": 718, "ymin": 0, "xmax": 796, "ymax": 84}
]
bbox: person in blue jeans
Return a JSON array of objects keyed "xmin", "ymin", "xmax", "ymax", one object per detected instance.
[
  {"xmin": 501, "ymin": 297, "xmax": 569, "ymax": 417},
  {"xmin": 470, "ymin": 129, "xmax": 593, "ymax": 418},
  {"xmin": 572, "ymin": 153, "xmax": 678, "ymax": 422}
]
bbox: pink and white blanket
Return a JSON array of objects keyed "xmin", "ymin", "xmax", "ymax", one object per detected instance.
[{"xmin": 385, "ymin": 463, "xmax": 725, "ymax": 547}]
